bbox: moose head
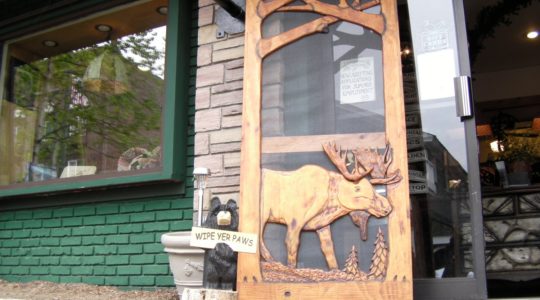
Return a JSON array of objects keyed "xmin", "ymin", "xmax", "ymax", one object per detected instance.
[{"xmin": 323, "ymin": 141, "xmax": 402, "ymax": 240}]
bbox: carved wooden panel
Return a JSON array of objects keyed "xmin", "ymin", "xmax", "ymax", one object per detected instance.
[{"xmin": 238, "ymin": 0, "xmax": 412, "ymax": 299}]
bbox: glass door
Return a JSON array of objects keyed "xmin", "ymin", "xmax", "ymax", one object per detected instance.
[
  {"xmin": 468, "ymin": 0, "xmax": 540, "ymax": 298},
  {"xmin": 405, "ymin": 0, "xmax": 487, "ymax": 299}
]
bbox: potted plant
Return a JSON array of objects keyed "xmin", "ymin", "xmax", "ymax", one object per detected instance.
[{"xmin": 495, "ymin": 134, "xmax": 539, "ymax": 186}]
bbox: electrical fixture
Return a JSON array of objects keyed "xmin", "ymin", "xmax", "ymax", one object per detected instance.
[
  {"xmin": 401, "ymin": 47, "xmax": 411, "ymax": 56},
  {"xmin": 42, "ymin": 40, "xmax": 58, "ymax": 47},
  {"xmin": 526, "ymin": 30, "xmax": 538, "ymax": 39},
  {"xmin": 95, "ymin": 24, "xmax": 112, "ymax": 32},
  {"xmin": 156, "ymin": 6, "xmax": 168, "ymax": 15},
  {"xmin": 490, "ymin": 140, "xmax": 504, "ymax": 153},
  {"xmin": 83, "ymin": 23, "xmax": 129, "ymax": 95}
]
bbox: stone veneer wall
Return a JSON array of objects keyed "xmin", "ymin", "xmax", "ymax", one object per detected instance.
[{"xmin": 194, "ymin": 0, "xmax": 246, "ymax": 216}]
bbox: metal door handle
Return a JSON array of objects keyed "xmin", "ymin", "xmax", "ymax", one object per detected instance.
[{"xmin": 454, "ymin": 75, "xmax": 473, "ymax": 118}]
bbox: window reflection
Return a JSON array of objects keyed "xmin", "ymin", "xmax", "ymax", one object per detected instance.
[
  {"xmin": 0, "ymin": 2, "xmax": 167, "ymax": 186},
  {"xmin": 401, "ymin": 2, "xmax": 474, "ymax": 279}
]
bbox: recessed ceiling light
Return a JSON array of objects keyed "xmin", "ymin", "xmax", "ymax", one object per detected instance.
[
  {"xmin": 526, "ymin": 30, "xmax": 538, "ymax": 39},
  {"xmin": 401, "ymin": 47, "xmax": 411, "ymax": 56},
  {"xmin": 42, "ymin": 40, "xmax": 58, "ymax": 47},
  {"xmin": 156, "ymin": 6, "xmax": 168, "ymax": 15},
  {"xmin": 95, "ymin": 24, "xmax": 112, "ymax": 32}
]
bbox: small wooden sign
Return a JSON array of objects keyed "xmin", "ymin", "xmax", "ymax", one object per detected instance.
[
  {"xmin": 408, "ymin": 169, "xmax": 426, "ymax": 182},
  {"xmin": 407, "ymin": 150, "xmax": 427, "ymax": 163},
  {"xmin": 406, "ymin": 128, "xmax": 422, "ymax": 136},
  {"xmin": 409, "ymin": 182, "xmax": 429, "ymax": 194},
  {"xmin": 407, "ymin": 135, "xmax": 424, "ymax": 150},
  {"xmin": 190, "ymin": 227, "xmax": 258, "ymax": 254},
  {"xmin": 405, "ymin": 113, "xmax": 420, "ymax": 126}
]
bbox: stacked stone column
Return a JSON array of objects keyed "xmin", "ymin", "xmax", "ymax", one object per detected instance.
[{"xmin": 194, "ymin": 0, "xmax": 245, "ymax": 221}]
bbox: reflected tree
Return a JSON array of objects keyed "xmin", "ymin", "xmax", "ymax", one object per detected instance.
[{"xmin": 10, "ymin": 30, "xmax": 164, "ymax": 179}]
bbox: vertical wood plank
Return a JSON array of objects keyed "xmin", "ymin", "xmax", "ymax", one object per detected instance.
[
  {"xmin": 237, "ymin": 0, "xmax": 263, "ymax": 289},
  {"xmin": 381, "ymin": 0, "xmax": 413, "ymax": 291}
]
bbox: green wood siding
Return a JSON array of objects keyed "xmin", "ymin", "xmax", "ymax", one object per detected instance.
[{"xmin": 0, "ymin": 196, "xmax": 193, "ymax": 287}]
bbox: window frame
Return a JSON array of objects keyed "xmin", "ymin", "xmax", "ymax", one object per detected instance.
[{"xmin": 0, "ymin": 0, "xmax": 192, "ymax": 198}]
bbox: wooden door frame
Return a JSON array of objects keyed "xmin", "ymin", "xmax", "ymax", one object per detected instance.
[{"xmin": 237, "ymin": 1, "xmax": 412, "ymax": 298}]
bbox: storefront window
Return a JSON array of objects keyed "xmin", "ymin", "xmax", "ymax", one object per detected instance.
[{"xmin": 0, "ymin": 0, "xmax": 170, "ymax": 189}]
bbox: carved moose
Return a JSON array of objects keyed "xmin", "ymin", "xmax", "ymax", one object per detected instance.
[{"xmin": 260, "ymin": 142, "xmax": 401, "ymax": 270}]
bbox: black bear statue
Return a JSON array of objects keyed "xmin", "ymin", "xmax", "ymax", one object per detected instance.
[{"xmin": 202, "ymin": 197, "xmax": 238, "ymax": 290}]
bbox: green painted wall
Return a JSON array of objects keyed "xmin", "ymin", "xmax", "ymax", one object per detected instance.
[
  {"xmin": 0, "ymin": 197, "xmax": 193, "ymax": 287},
  {"xmin": 0, "ymin": 1, "xmax": 198, "ymax": 289}
]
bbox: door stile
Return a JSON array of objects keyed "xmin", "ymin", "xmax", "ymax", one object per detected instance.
[
  {"xmin": 453, "ymin": 0, "xmax": 487, "ymax": 297},
  {"xmin": 381, "ymin": 0, "xmax": 412, "ymax": 282},
  {"xmin": 238, "ymin": 0, "xmax": 264, "ymax": 285}
]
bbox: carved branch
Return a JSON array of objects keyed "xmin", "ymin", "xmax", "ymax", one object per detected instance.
[
  {"xmin": 353, "ymin": 143, "xmax": 402, "ymax": 185},
  {"xmin": 351, "ymin": 0, "xmax": 361, "ymax": 9},
  {"xmin": 257, "ymin": 0, "xmax": 296, "ymax": 18},
  {"xmin": 278, "ymin": 0, "xmax": 380, "ymax": 13},
  {"xmin": 369, "ymin": 170, "xmax": 401, "ymax": 185},
  {"xmin": 277, "ymin": 4, "xmax": 315, "ymax": 13},
  {"xmin": 323, "ymin": 141, "xmax": 372, "ymax": 182},
  {"xmin": 262, "ymin": 0, "xmax": 384, "ymax": 58},
  {"xmin": 289, "ymin": 0, "xmax": 384, "ymax": 33},
  {"xmin": 351, "ymin": 0, "xmax": 381, "ymax": 11},
  {"xmin": 259, "ymin": 15, "xmax": 339, "ymax": 58}
]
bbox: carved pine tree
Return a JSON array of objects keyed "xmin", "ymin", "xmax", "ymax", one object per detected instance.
[
  {"xmin": 369, "ymin": 227, "xmax": 388, "ymax": 280},
  {"xmin": 343, "ymin": 245, "xmax": 360, "ymax": 279}
]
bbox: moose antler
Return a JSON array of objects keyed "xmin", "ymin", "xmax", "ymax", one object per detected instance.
[
  {"xmin": 352, "ymin": 143, "xmax": 402, "ymax": 185},
  {"xmin": 323, "ymin": 142, "xmax": 372, "ymax": 182}
]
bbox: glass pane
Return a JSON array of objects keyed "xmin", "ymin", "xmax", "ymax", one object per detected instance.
[
  {"xmin": 262, "ymin": 13, "xmax": 384, "ymax": 138},
  {"xmin": 0, "ymin": 1, "xmax": 167, "ymax": 186},
  {"xmin": 260, "ymin": 7, "xmax": 389, "ymax": 277},
  {"xmin": 403, "ymin": 1, "xmax": 474, "ymax": 278}
]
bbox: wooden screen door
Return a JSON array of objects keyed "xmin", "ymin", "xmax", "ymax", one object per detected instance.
[{"xmin": 238, "ymin": 0, "xmax": 412, "ymax": 299}]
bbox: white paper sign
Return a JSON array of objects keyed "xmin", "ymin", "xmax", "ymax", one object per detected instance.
[
  {"xmin": 416, "ymin": 49, "xmax": 456, "ymax": 101},
  {"xmin": 340, "ymin": 57, "xmax": 375, "ymax": 104},
  {"xmin": 190, "ymin": 227, "xmax": 258, "ymax": 254},
  {"xmin": 421, "ymin": 29, "xmax": 449, "ymax": 52}
]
